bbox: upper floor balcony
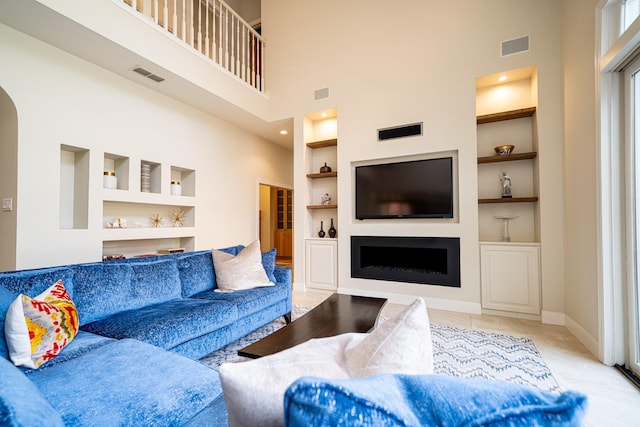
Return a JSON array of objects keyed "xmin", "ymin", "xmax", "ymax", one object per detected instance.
[{"xmin": 0, "ymin": 0, "xmax": 292, "ymax": 148}]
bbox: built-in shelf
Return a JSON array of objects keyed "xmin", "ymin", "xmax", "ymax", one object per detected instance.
[
  {"xmin": 478, "ymin": 197, "xmax": 539, "ymax": 204},
  {"xmin": 306, "ymin": 172, "xmax": 337, "ymax": 179},
  {"xmin": 307, "ymin": 204, "xmax": 338, "ymax": 209},
  {"xmin": 306, "ymin": 138, "xmax": 337, "ymax": 149},
  {"xmin": 476, "ymin": 107, "xmax": 536, "ymax": 125},
  {"xmin": 477, "ymin": 152, "xmax": 537, "ymax": 164}
]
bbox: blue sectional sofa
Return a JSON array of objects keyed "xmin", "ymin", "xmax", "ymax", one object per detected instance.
[{"xmin": 0, "ymin": 246, "xmax": 292, "ymax": 426}]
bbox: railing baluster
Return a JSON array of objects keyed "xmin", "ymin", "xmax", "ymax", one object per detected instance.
[
  {"xmin": 163, "ymin": 0, "xmax": 168, "ymax": 30},
  {"xmin": 181, "ymin": 0, "xmax": 186, "ymax": 42},
  {"xmin": 154, "ymin": 0, "xmax": 159, "ymax": 24},
  {"xmin": 205, "ymin": 0, "xmax": 210, "ymax": 58},
  {"xmin": 188, "ymin": 0, "xmax": 194, "ymax": 47},
  {"xmin": 172, "ymin": 0, "xmax": 177, "ymax": 36},
  {"xmin": 198, "ymin": 0, "xmax": 203, "ymax": 53}
]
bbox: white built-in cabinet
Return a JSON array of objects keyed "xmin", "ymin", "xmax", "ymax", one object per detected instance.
[
  {"xmin": 476, "ymin": 107, "xmax": 542, "ymax": 317},
  {"xmin": 305, "ymin": 238, "xmax": 338, "ymax": 291},
  {"xmin": 480, "ymin": 243, "xmax": 540, "ymax": 315},
  {"xmin": 303, "ymin": 109, "xmax": 338, "ymax": 290}
]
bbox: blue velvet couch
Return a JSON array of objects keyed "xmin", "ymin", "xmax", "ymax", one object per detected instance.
[{"xmin": 0, "ymin": 246, "xmax": 292, "ymax": 426}]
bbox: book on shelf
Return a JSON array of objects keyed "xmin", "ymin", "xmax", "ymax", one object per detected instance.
[{"xmin": 158, "ymin": 248, "xmax": 185, "ymax": 254}]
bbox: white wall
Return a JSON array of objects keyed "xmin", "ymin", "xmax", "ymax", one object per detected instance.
[
  {"xmin": 0, "ymin": 23, "xmax": 293, "ymax": 269},
  {"xmin": 562, "ymin": 0, "xmax": 600, "ymax": 347},
  {"xmin": 263, "ymin": 1, "xmax": 565, "ymax": 312}
]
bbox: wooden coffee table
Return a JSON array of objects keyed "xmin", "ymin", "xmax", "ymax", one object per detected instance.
[{"xmin": 238, "ymin": 293, "xmax": 387, "ymax": 359}]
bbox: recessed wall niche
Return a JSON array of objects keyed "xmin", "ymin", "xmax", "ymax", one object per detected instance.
[{"xmin": 60, "ymin": 144, "xmax": 89, "ymax": 229}]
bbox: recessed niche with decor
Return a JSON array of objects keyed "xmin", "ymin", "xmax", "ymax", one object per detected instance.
[
  {"xmin": 140, "ymin": 160, "xmax": 161, "ymax": 194},
  {"xmin": 103, "ymin": 152, "xmax": 129, "ymax": 191},
  {"xmin": 170, "ymin": 166, "xmax": 195, "ymax": 197}
]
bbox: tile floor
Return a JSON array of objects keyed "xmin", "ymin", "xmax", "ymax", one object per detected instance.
[{"xmin": 293, "ymin": 290, "xmax": 640, "ymax": 427}]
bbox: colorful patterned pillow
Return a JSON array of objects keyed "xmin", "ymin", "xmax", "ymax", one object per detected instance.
[{"xmin": 4, "ymin": 280, "xmax": 79, "ymax": 369}]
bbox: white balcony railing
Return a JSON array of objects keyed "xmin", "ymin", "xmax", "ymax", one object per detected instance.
[{"xmin": 122, "ymin": 0, "xmax": 265, "ymax": 92}]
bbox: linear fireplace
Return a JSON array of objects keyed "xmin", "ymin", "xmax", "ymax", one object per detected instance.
[{"xmin": 351, "ymin": 236, "xmax": 460, "ymax": 287}]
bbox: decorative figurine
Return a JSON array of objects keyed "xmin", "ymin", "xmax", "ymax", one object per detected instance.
[
  {"xmin": 150, "ymin": 213, "xmax": 163, "ymax": 228},
  {"xmin": 106, "ymin": 218, "xmax": 127, "ymax": 228},
  {"xmin": 321, "ymin": 193, "xmax": 331, "ymax": 205},
  {"xmin": 320, "ymin": 162, "xmax": 332, "ymax": 173},
  {"xmin": 500, "ymin": 172, "xmax": 512, "ymax": 198},
  {"xmin": 170, "ymin": 209, "xmax": 186, "ymax": 227}
]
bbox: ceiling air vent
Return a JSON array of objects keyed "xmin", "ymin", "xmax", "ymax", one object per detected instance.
[
  {"xmin": 132, "ymin": 66, "xmax": 165, "ymax": 83},
  {"xmin": 378, "ymin": 122, "xmax": 423, "ymax": 141},
  {"xmin": 501, "ymin": 36, "xmax": 530, "ymax": 57}
]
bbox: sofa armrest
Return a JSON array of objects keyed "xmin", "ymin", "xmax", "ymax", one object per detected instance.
[{"xmin": 273, "ymin": 267, "xmax": 292, "ymax": 287}]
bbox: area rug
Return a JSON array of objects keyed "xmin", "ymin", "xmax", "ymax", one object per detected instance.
[{"xmin": 200, "ymin": 304, "xmax": 560, "ymax": 393}]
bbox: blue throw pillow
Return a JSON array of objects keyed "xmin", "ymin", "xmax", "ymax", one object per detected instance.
[
  {"xmin": 261, "ymin": 248, "xmax": 277, "ymax": 283},
  {"xmin": 284, "ymin": 374, "xmax": 588, "ymax": 427},
  {"xmin": 175, "ymin": 250, "xmax": 215, "ymax": 297}
]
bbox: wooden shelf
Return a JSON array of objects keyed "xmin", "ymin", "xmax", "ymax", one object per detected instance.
[
  {"xmin": 307, "ymin": 204, "xmax": 338, "ymax": 209},
  {"xmin": 478, "ymin": 152, "xmax": 537, "ymax": 164},
  {"xmin": 306, "ymin": 172, "xmax": 337, "ymax": 179},
  {"xmin": 478, "ymin": 197, "xmax": 539, "ymax": 204},
  {"xmin": 477, "ymin": 107, "xmax": 536, "ymax": 125},
  {"xmin": 306, "ymin": 138, "xmax": 337, "ymax": 149}
]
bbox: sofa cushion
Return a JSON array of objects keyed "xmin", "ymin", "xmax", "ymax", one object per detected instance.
[
  {"xmin": 212, "ymin": 240, "xmax": 274, "ymax": 291},
  {"xmin": 284, "ymin": 374, "xmax": 589, "ymax": 427},
  {"xmin": 19, "ymin": 331, "xmax": 114, "ymax": 374},
  {"xmin": 26, "ymin": 339, "xmax": 222, "ymax": 427},
  {"xmin": 219, "ymin": 299, "xmax": 431, "ymax": 427},
  {"xmin": 0, "ymin": 357, "xmax": 64, "ymax": 427},
  {"xmin": 0, "ymin": 267, "xmax": 74, "ymax": 298},
  {"xmin": 5, "ymin": 280, "xmax": 79, "ymax": 369},
  {"xmin": 192, "ymin": 279, "xmax": 290, "ymax": 318},
  {"xmin": 73, "ymin": 259, "xmax": 182, "ymax": 325},
  {"xmin": 176, "ymin": 250, "xmax": 215, "ymax": 297},
  {"xmin": 81, "ymin": 298, "xmax": 238, "ymax": 350},
  {"xmin": 128, "ymin": 259, "xmax": 182, "ymax": 304},
  {"xmin": 72, "ymin": 263, "xmax": 133, "ymax": 324}
]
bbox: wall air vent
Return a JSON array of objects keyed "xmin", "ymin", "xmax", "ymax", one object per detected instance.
[
  {"xmin": 132, "ymin": 66, "xmax": 165, "ymax": 83},
  {"xmin": 378, "ymin": 122, "xmax": 423, "ymax": 141},
  {"xmin": 314, "ymin": 87, "xmax": 329, "ymax": 100},
  {"xmin": 501, "ymin": 36, "xmax": 530, "ymax": 57}
]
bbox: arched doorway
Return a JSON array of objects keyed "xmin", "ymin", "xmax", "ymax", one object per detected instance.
[{"xmin": 0, "ymin": 87, "xmax": 18, "ymax": 272}]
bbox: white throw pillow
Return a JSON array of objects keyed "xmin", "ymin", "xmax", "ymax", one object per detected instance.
[
  {"xmin": 345, "ymin": 297, "xmax": 433, "ymax": 377},
  {"xmin": 219, "ymin": 333, "xmax": 360, "ymax": 427},
  {"xmin": 218, "ymin": 298, "xmax": 432, "ymax": 427},
  {"xmin": 212, "ymin": 240, "xmax": 274, "ymax": 291}
]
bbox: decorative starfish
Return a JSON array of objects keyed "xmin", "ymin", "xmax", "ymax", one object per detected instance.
[
  {"xmin": 170, "ymin": 209, "xmax": 186, "ymax": 227},
  {"xmin": 150, "ymin": 213, "xmax": 163, "ymax": 228}
]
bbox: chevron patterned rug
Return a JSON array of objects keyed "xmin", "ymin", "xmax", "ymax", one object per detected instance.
[{"xmin": 201, "ymin": 304, "xmax": 560, "ymax": 393}]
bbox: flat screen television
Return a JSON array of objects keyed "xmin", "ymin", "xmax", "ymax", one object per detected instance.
[{"xmin": 355, "ymin": 157, "xmax": 454, "ymax": 219}]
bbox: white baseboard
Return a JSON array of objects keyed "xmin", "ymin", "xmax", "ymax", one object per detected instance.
[
  {"xmin": 541, "ymin": 310, "xmax": 565, "ymax": 325},
  {"xmin": 337, "ymin": 287, "xmax": 482, "ymax": 315},
  {"xmin": 565, "ymin": 314, "xmax": 599, "ymax": 357},
  {"xmin": 292, "ymin": 282, "xmax": 306, "ymax": 292}
]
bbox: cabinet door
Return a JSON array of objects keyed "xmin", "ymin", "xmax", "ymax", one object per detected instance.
[
  {"xmin": 480, "ymin": 244, "xmax": 540, "ymax": 314},
  {"xmin": 305, "ymin": 239, "xmax": 337, "ymax": 291}
]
